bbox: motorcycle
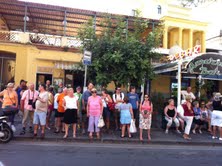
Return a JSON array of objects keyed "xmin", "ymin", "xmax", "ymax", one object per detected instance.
[{"xmin": 0, "ymin": 116, "xmax": 13, "ymax": 143}]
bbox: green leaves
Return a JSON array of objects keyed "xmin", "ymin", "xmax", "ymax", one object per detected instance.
[{"xmin": 78, "ymin": 14, "xmax": 162, "ymax": 87}]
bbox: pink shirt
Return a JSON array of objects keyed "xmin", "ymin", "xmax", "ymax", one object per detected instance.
[
  {"xmin": 141, "ymin": 101, "xmax": 152, "ymax": 112},
  {"xmin": 88, "ymin": 96, "xmax": 101, "ymax": 116},
  {"xmin": 21, "ymin": 90, "xmax": 39, "ymax": 111}
]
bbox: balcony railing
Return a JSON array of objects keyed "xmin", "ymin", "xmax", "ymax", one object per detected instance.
[{"xmin": 0, "ymin": 31, "xmax": 82, "ymax": 48}]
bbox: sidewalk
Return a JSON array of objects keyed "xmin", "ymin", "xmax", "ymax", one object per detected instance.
[{"xmin": 13, "ymin": 115, "xmax": 222, "ymax": 146}]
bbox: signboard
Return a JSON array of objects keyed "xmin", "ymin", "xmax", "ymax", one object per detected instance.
[
  {"xmin": 187, "ymin": 53, "xmax": 222, "ymax": 75},
  {"xmin": 83, "ymin": 50, "xmax": 92, "ymax": 65},
  {"xmin": 37, "ymin": 66, "xmax": 53, "ymax": 74},
  {"xmin": 166, "ymin": 45, "xmax": 201, "ymax": 62}
]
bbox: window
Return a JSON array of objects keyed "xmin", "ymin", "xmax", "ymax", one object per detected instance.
[{"xmin": 157, "ymin": 5, "xmax": 162, "ymax": 15}]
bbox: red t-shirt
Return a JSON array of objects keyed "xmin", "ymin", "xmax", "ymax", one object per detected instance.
[{"xmin": 182, "ymin": 104, "xmax": 194, "ymax": 116}]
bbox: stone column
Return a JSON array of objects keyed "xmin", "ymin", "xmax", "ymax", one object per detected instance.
[
  {"xmin": 178, "ymin": 27, "xmax": 183, "ymax": 48},
  {"xmin": 163, "ymin": 26, "xmax": 168, "ymax": 49},
  {"xmin": 188, "ymin": 29, "xmax": 193, "ymax": 49},
  {"xmin": 201, "ymin": 31, "xmax": 206, "ymax": 53}
]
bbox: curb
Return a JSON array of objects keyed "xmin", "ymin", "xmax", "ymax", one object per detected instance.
[{"xmin": 13, "ymin": 136, "xmax": 222, "ymax": 146}]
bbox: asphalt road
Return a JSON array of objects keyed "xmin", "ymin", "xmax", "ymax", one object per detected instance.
[{"xmin": 0, "ymin": 141, "xmax": 222, "ymax": 166}]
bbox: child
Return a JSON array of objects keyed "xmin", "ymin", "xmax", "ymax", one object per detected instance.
[{"xmin": 119, "ymin": 96, "xmax": 134, "ymax": 138}]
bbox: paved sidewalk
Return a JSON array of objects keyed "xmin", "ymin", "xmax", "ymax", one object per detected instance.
[{"xmin": 12, "ymin": 115, "xmax": 222, "ymax": 146}]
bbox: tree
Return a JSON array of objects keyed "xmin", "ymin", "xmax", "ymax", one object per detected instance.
[{"xmin": 78, "ymin": 12, "xmax": 162, "ymax": 88}]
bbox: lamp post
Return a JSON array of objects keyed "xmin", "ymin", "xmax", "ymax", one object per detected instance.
[{"xmin": 177, "ymin": 60, "xmax": 182, "ymax": 106}]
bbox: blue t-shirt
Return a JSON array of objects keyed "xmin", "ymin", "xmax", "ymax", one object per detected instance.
[
  {"xmin": 82, "ymin": 90, "xmax": 91, "ymax": 105},
  {"xmin": 16, "ymin": 87, "xmax": 22, "ymax": 105},
  {"xmin": 127, "ymin": 93, "xmax": 139, "ymax": 109}
]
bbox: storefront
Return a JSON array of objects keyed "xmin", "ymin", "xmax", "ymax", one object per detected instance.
[
  {"xmin": 153, "ymin": 52, "xmax": 222, "ymax": 105},
  {"xmin": 0, "ymin": 43, "xmax": 82, "ymax": 89}
]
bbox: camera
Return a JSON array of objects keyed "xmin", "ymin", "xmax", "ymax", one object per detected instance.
[{"xmin": 28, "ymin": 99, "xmax": 33, "ymax": 105}]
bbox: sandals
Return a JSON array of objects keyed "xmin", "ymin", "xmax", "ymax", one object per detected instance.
[
  {"xmin": 120, "ymin": 135, "xmax": 125, "ymax": 138},
  {"xmin": 20, "ymin": 130, "xmax": 26, "ymax": 135},
  {"xmin": 63, "ymin": 134, "xmax": 68, "ymax": 138},
  {"xmin": 183, "ymin": 135, "xmax": 191, "ymax": 140},
  {"xmin": 54, "ymin": 130, "xmax": 60, "ymax": 134}
]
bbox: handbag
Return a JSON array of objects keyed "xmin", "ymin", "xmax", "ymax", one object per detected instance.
[
  {"xmin": 98, "ymin": 115, "xmax": 105, "ymax": 128},
  {"xmin": 130, "ymin": 119, "xmax": 137, "ymax": 133},
  {"xmin": 28, "ymin": 90, "xmax": 36, "ymax": 109},
  {"xmin": 107, "ymin": 102, "xmax": 115, "ymax": 111}
]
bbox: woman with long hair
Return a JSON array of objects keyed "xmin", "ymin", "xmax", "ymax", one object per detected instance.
[
  {"xmin": 139, "ymin": 94, "xmax": 153, "ymax": 141},
  {"xmin": 101, "ymin": 89, "xmax": 112, "ymax": 132}
]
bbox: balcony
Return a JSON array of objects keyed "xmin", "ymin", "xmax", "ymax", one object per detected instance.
[{"xmin": 0, "ymin": 31, "xmax": 82, "ymax": 49}]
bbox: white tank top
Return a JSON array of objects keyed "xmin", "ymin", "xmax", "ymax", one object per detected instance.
[{"xmin": 64, "ymin": 96, "xmax": 78, "ymax": 109}]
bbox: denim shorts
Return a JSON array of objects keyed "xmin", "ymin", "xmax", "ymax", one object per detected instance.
[{"xmin": 33, "ymin": 111, "xmax": 47, "ymax": 126}]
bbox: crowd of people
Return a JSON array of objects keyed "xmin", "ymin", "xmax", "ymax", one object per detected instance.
[{"xmin": 0, "ymin": 80, "xmax": 222, "ymax": 141}]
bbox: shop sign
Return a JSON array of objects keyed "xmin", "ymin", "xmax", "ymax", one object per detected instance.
[
  {"xmin": 187, "ymin": 53, "xmax": 222, "ymax": 75},
  {"xmin": 37, "ymin": 66, "xmax": 53, "ymax": 74},
  {"xmin": 167, "ymin": 45, "xmax": 201, "ymax": 61}
]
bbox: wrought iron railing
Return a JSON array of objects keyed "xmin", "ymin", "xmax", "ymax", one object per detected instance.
[
  {"xmin": 0, "ymin": 31, "xmax": 82, "ymax": 48},
  {"xmin": 29, "ymin": 33, "xmax": 62, "ymax": 46},
  {"xmin": 0, "ymin": 31, "xmax": 20, "ymax": 43}
]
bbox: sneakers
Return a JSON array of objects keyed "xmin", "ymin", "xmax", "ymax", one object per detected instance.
[
  {"xmin": 176, "ymin": 130, "xmax": 181, "ymax": 134},
  {"xmin": 11, "ymin": 125, "xmax": 16, "ymax": 132},
  {"xmin": 29, "ymin": 127, "xmax": 33, "ymax": 133},
  {"xmin": 20, "ymin": 128, "xmax": 26, "ymax": 135},
  {"xmin": 165, "ymin": 129, "xmax": 168, "ymax": 134},
  {"xmin": 198, "ymin": 130, "xmax": 202, "ymax": 134},
  {"xmin": 192, "ymin": 129, "xmax": 196, "ymax": 134},
  {"xmin": 212, "ymin": 136, "xmax": 218, "ymax": 139},
  {"xmin": 219, "ymin": 138, "xmax": 222, "ymax": 141}
]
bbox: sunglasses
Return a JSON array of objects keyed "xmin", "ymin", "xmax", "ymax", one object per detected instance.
[
  {"xmin": 145, "ymin": 96, "xmax": 149, "ymax": 98},
  {"xmin": 91, "ymin": 91, "xmax": 97, "ymax": 93}
]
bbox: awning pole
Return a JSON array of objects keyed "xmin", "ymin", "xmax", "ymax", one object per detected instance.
[{"xmin": 177, "ymin": 60, "xmax": 182, "ymax": 106}]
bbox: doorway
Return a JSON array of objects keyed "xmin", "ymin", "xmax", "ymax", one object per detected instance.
[
  {"xmin": 0, "ymin": 51, "xmax": 16, "ymax": 91},
  {"xmin": 36, "ymin": 73, "xmax": 52, "ymax": 89},
  {"xmin": 65, "ymin": 70, "xmax": 84, "ymax": 90}
]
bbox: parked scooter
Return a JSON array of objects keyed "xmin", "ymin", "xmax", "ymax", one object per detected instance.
[{"xmin": 0, "ymin": 116, "xmax": 13, "ymax": 143}]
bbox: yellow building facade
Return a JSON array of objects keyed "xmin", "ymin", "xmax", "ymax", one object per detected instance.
[
  {"xmin": 149, "ymin": 4, "xmax": 209, "ymax": 97},
  {"xmin": 0, "ymin": 30, "xmax": 82, "ymax": 89}
]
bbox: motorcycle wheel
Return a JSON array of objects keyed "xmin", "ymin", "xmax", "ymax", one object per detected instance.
[{"xmin": 0, "ymin": 123, "xmax": 13, "ymax": 143}]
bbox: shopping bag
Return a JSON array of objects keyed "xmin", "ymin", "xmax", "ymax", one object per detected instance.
[
  {"xmin": 98, "ymin": 115, "xmax": 105, "ymax": 128},
  {"xmin": 130, "ymin": 119, "xmax": 137, "ymax": 133}
]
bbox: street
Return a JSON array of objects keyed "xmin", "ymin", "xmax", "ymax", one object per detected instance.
[{"xmin": 0, "ymin": 141, "xmax": 222, "ymax": 166}]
